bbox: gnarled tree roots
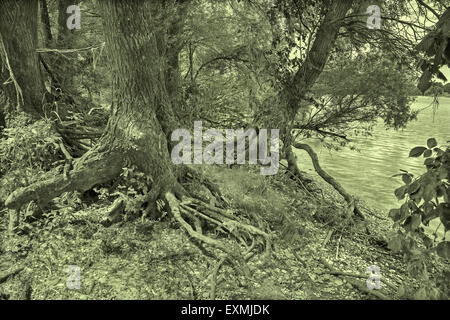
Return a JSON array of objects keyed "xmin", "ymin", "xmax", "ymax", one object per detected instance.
[
  {"xmin": 291, "ymin": 143, "xmax": 365, "ymax": 220},
  {"xmin": 5, "ymin": 146, "xmax": 272, "ymax": 298}
]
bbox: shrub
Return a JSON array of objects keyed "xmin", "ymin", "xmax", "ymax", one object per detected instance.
[
  {"xmin": 388, "ymin": 138, "xmax": 449, "ymax": 299},
  {"xmin": 0, "ymin": 113, "xmax": 62, "ymax": 203}
]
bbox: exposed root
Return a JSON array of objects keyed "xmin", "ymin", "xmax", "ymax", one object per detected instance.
[
  {"xmin": 293, "ymin": 143, "xmax": 365, "ymax": 220},
  {"xmin": 5, "ymin": 141, "xmax": 272, "ymax": 300},
  {"xmin": 165, "ymin": 190, "xmax": 273, "ymax": 298},
  {"xmin": 101, "ymin": 197, "xmax": 125, "ymax": 227},
  {"xmin": 5, "ymin": 147, "xmax": 123, "ymax": 211},
  {"xmin": 165, "ymin": 192, "xmax": 241, "ymax": 261},
  {"xmin": 209, "ymin": 255, "xmax": 228, "ymax": 300},
  {"xmin": 183, "ymin": 198, "xmax": 272, "ymax": 259},
  {"xmin": 318, "ymin": 257, "xmax": 391, "ymax": 300},
  {"xmin": 180, "ymin": 166, "xmax": 227, "ymax": 206}
]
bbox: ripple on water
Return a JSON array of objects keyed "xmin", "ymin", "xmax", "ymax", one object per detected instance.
[{"xmin": 295, "ymin": 96, "xmax": 450, "ymax": 214}]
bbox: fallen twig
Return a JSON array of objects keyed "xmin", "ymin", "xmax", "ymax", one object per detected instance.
[
  {"xmin": 318, "ymin": 257, "xmax": 391, "ymax": 300},
  {"xmin": 322, "ymin": 230, "xmax": 334, "ymax": 247},
  {"xmin": 209, "ymin": 255, "xmax": 228, "ymax": 300},
  {"xmin": 0, "ymin": 266, "xmax": 24, "ymax": 284},
  {"xmin": 335, "ymin": 234, "xmax": 343, "ymax": 259}
]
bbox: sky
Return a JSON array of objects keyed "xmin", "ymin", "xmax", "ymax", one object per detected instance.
[{"xmin": 440, "ymin": 66, "xmax": 450, "ymax": 83}]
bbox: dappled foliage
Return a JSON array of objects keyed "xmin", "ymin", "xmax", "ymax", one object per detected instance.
[
  {"xmin": 388, "ymin": 138, "xmax": 450, "ymax": 299},
  {"xmin": 0, "ymin": 0, "xmax": 449, "ymax": 301}
]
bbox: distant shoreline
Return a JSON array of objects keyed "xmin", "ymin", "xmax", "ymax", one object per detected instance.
[{"xmin": 414, "ymin": 94, "xmax": 450, "ymax": 99}]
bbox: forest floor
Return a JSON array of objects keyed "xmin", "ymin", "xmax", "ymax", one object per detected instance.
[{"xmin": 0, "ymin": 165, "xmax": 448, "ymax": 300}]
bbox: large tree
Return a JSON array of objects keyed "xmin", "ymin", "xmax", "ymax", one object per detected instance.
[
  {"xmin": 5, "ymin": 0, "xmax": 270, "ymax": 262},
  {"xmin": 0, "ymin": 0, "xmax": 44, "ymax": 124}
]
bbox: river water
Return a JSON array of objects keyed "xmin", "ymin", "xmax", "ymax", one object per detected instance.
[{"xmin": 295, "ymin": 96, "xmax": 450, "ymax": 216}]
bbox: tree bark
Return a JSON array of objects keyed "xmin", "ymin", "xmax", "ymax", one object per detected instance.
[
  {"xmin": 157, "ymin": 1, "xmax": 190, "ymax": 147},
  {"xmin": 6, "ymin": 0, "xmax": 183, "ymax": 212},
  {"xmin": 282, "ymin": 0, "xmax": 354, "ymax": 119},
  {"xmin": 98, "ymin": 0, "xmax": 181, "ymax": 191},
  {"xmin": 40, "ymin": 0, "xmax": 53, "ymax": 46},
  {"xmin": 54, "ymin": 0, "xmax": 80, "ymax": 97},
  {"xmin": 0, "ymin": 0, "xmax": 44, "ymax": 118},
  {"xmin": 5, "ymin": 0, "xmax": 190, "ymax": 211}
]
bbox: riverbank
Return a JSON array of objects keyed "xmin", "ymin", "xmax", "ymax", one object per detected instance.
[
  {"xmin": 1, "ymin": 165, "xmax": 447, "ymax": 299},
  {"xmin": 294, "ymin": 96, "xmax": 450, "ymax": 240}
]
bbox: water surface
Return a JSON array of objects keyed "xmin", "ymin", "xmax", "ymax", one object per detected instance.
[{"xmin": 295, "ymin": 96, "xmax": 450, "ymax": 215}]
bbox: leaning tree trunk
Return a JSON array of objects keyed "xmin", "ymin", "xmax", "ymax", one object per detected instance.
[
  {"xmin": 282, "ymin": 0, "xmax": 354, "ymax": 124},
  {"xmin": 280, "ymin": 0, "xmax": 354, "ymax": 153},
  {"xmin": 282, "ymin": 0, "xmax": 353, "ymax": 173},
  {"xmin": 272, "ymin": 0, "xmax": 362, "ymax": 217},
  {"xmin": 0, "ymin": 0, "xmax": 44, "ymax": 120}
]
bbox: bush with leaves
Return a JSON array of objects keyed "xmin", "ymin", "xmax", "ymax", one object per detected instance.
[
  {"xmin": 388, "ymin": 138, "xmax": 449, "ymax": 299},
  {"xmin": 0, "ymin": 113, "xmax": 62, "ymax": 204}
]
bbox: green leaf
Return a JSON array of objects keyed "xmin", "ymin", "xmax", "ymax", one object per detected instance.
[
  {"xmin": 394, "ymin": 185, "xmax": 408, "ymax": 200},
  {"xmin": 410, "ymin": 187, "xmax": 423, "ymax": 203},
  {"xmin": 407, "ymin": 180, "xmax": 420, "ymax": 194},
  {"xmin": 388, "ymin": 208, "xmax": 401, "ymax": 222},
  {"xmin": 434, "ymin": 147, "xmax": 444, "ymax": 156},
  {"xmin": 409, "ymin": 146, "xmax": 427, "ymax": 157},
  {"xmin": 426, "ymin": 138, "xmax": 437, "ymax": 149},
  {"xmin": 439, "ymin": 203, "xmax": 450, "ymax": 231},
  {"xmin": 410, "ymin": 214, "xmax": 422, "ymax": 231},
  {"xmin": 400, "ymin": 202, "xmax": 410, "ymax": 220},
  {"xmin": 438, "ymin": 166, "xmax": 448, "ymax": 180},
  {"xmin": 408, "ymin": 200, "xmax": 420, "ymax": 213},
  {"xmin": 422, "ymin": 184, "xmax": 436, "ymax": 202},
  {"xmin": 387, "ymin": 235, "xmax": 402, "ymax": 252},
  {"xmin": 423, "ymin": 149, "xmax": 432, "ymax": 158},
  {"xmin": 436, "ymin": 241, "xmax": 450, "ymax": 260},
  {"xmin": 424, "ymin": 158, "xmax": 434, "ymax": 166},
  {"xmin": 402, "ymin": 174, "xmax": 412, "ymax": 184}
]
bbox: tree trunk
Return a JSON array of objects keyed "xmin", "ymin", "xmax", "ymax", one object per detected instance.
[
  {"xmin": 157, "ymin": 1, "xmax": 189, "ymax": 147},
  {"xmin": 0, "ymin": 0, "xmax": 44, "ymax": 118},
  {"xmin": 5, "ymin": 0, "xmax": 271, "ymax": 264},
  {"xmin": 274, "ymin": 1, "xmax": 362, "ymax": 217},
  {"xmin": 98, "ymin": 0, "xmax": 182, "ymax": 190},
  {"xmin": 40, "ymin": 0, "xmax": 53, "ymax": 46},
  {"xmin": 282, "ymin": 0, "xmax": 354, "ymax": 120},
  {"xmin": 277, "ymin": 0, "xmax": 353, "ymax": 170},
  {"xmin": 54, "ymin": 0, "xmax": 80, "ymax": 97},
  {"xmin": 6, "ymin": 0, "xmax": 183, "ymax": 211},
  {"xmin": 274, "ymin": 0, "xmax": 354, "ymax": 156},
  {"xmin": 5, "ymin": 0, "xmax": 185, "ymax": 211}
]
